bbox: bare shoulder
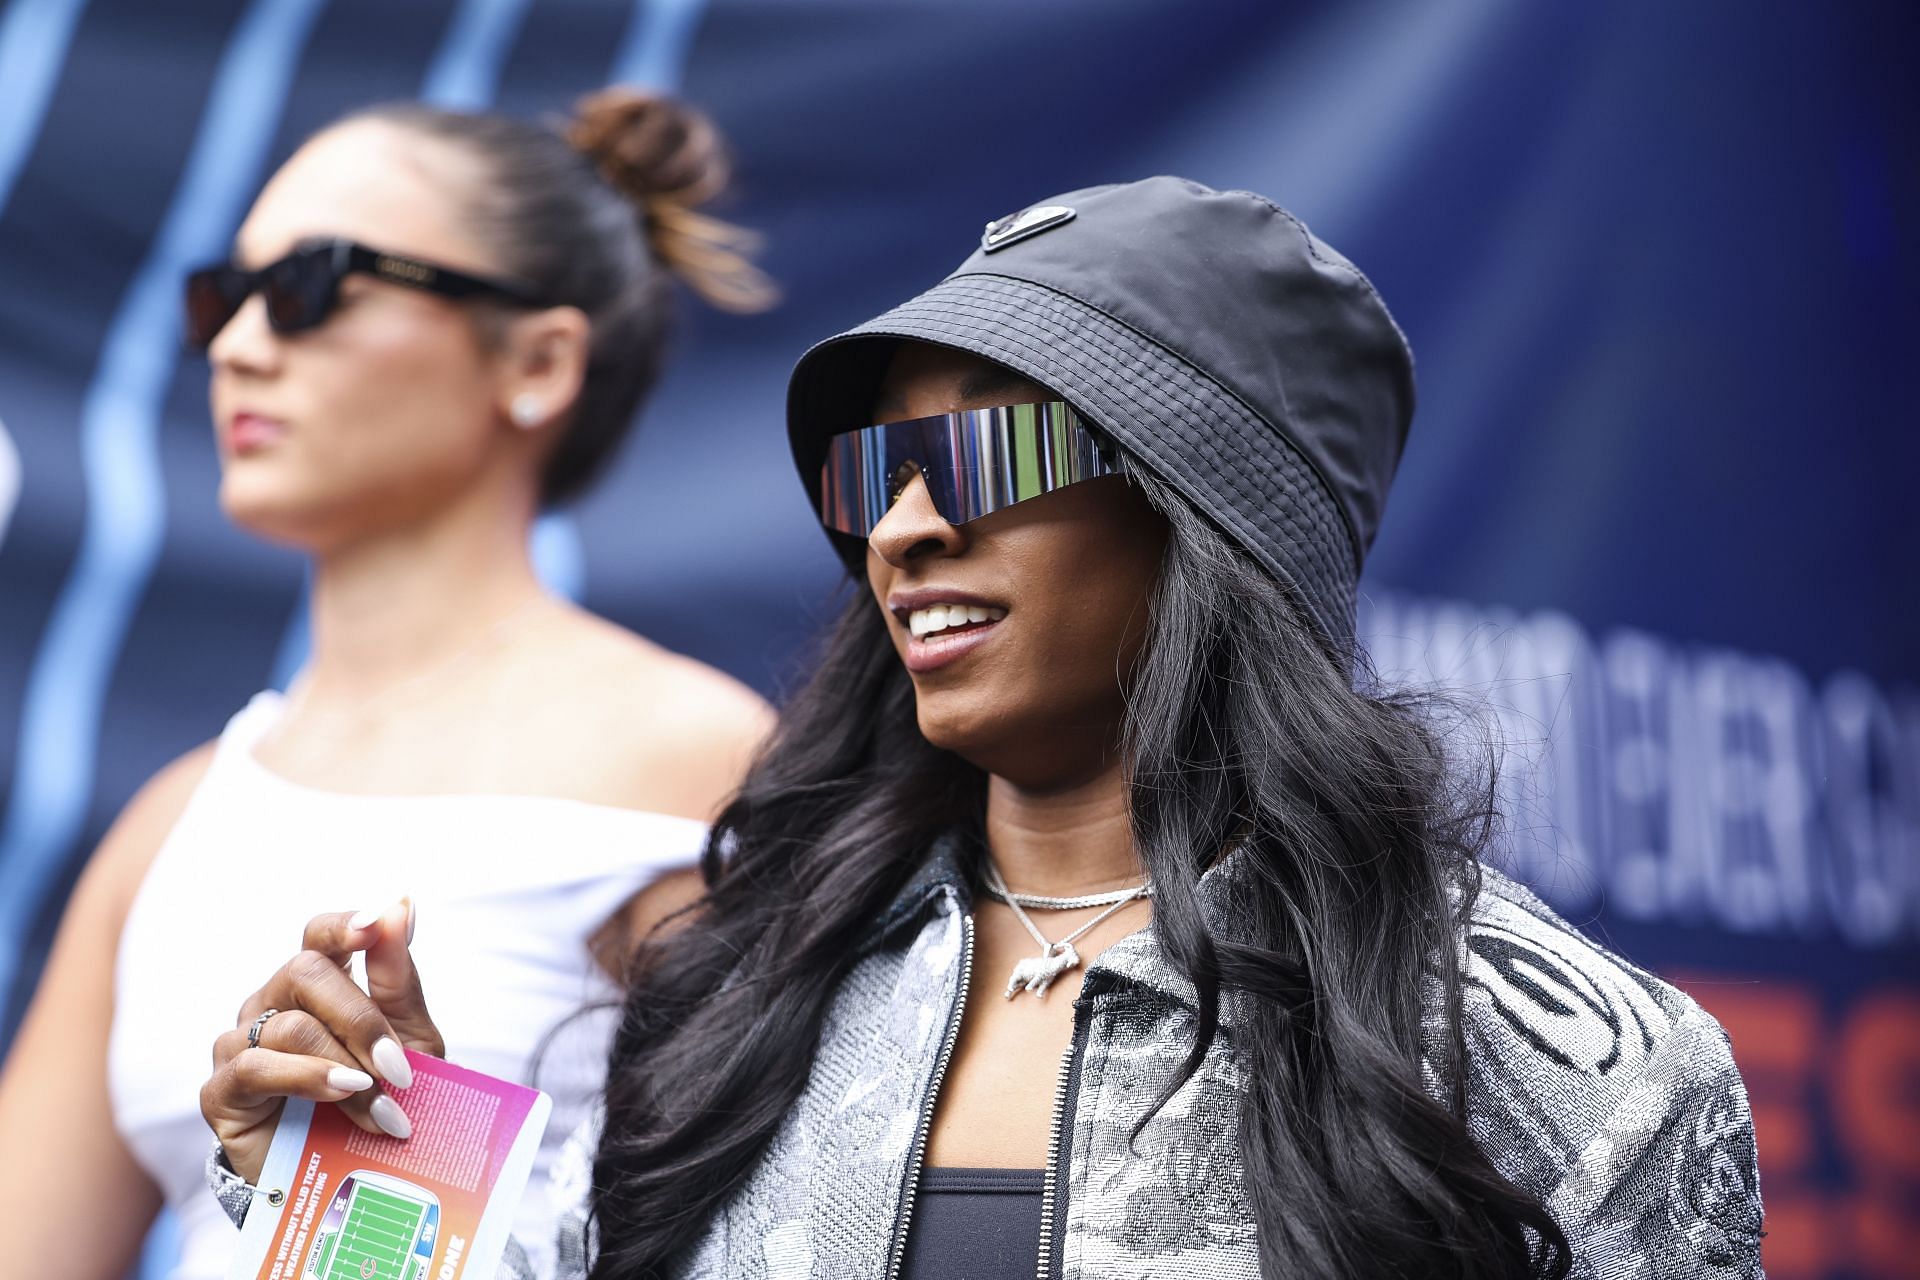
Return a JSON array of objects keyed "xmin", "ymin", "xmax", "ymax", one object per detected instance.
[
  {"xmin": 7, "ymin": 740, "xmax": 220, "ymax": 1003},
  {"xmin": 0, "ymin": 743, "xmax": 209, "ymax": 1276},
  {"xmin": 589, "ymin": 865, "xmax": 711, "ymax": 973},
  {"xmin": 85, "ymin": 742, "xmax": 218, "ymax": 922},
  {"xmin": 538, "ymin": 607, "xmax": 773, "ymax": 741},
  {"xmin": 518, "ymin": 608, "xmax": 775, "ymax": 820}
]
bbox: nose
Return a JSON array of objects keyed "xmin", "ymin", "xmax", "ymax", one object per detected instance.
[
  {"xmin": 868, "ymin": 469, "xmax": 967, "ymax": 568},
  {"xmin": 206, "ymin": 291, "xmax": 282, "ymax": 378}
]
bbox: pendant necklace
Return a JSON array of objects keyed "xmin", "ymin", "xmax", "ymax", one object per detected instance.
[{"xmin": 982, "ymin": 861, "xmax": 1151, "ymax": 1000}]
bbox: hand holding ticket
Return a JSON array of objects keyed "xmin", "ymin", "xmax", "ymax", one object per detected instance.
[
  {"xmin": 205, "ymin": 902, "xmax": 450, "ymax": 1187},
  {"xmin": 226, "ymin": 1048, "xmax": 550, "ymax": 1280}
]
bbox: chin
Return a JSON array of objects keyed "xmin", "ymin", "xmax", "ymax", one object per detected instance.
[
  {"xmin": 218, "ymin": 472, "xmax": 335, "ymax": 550},
  {"xmin": 913, "ymin": 694, "xmax": 1003, "ymax": 758},
  {"xmin": 912, "ymin": 693, "xmax": 1059, "ymax": 781},
  {"xmin": 913, "ymin": 678, "xmax": 1123, "ymax": 791}
]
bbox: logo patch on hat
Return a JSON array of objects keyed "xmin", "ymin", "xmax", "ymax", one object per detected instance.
[{"xmin": 982, "ymin": 204, "xmax": 1075, "ymax": 253}]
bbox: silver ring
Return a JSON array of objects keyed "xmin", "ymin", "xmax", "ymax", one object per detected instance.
[{"xmin": 246, "ymin": 1008, "xmax": 280, "ymax": 1050}]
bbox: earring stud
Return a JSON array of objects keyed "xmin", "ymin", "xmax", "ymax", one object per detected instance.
[{"xmin": 510, "ymin": 394, "xmax": 542, "ymax": 429}]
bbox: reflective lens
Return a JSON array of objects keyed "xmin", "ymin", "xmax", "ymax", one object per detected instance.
[
  {"xmin": 183, "ymin": 265, "xmax": 251, "ymax": 348},
  {"xmin": 261, "ymin": 248, "xmax": 337, "ymax": 334},
  {"xmin": 182, "ymin": 244, "xmax": 341, "ymax": 349},
  {"xmin": 818, "ymin": 400, "xmax": 1114, "ymax": 535},
  {"xmin": 182, "ymin": 239, "xmax": 541, "ymax": 351}
]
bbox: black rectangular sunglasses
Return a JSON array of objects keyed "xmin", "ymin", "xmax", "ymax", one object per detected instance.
[{"xmin": 183, "ymin": 237, "xmax": 545, "ymax": 350}]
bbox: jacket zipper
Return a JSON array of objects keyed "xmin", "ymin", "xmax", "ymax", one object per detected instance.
[
  {"xmin": 1036, "ymin": 996, "xmax": 1092, "ymax": 1280},
  {"xmin": 885, "ymin": 908, "xmax": 976, "ymax": 1280}
]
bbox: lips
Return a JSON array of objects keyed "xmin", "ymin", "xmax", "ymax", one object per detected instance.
[
  {"xmin": 226, "ymin": 411, "xmax": 286, "ymax": 455},
  {"xmin": 888, "ymin": 589, "xmax": 1009, "ymax": 674}
]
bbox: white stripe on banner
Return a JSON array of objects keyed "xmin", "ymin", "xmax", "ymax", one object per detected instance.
[
  {"xmin": 0, "ymin": 415, "xmax": 19, "ymax": 547},
  {"xmin": 0, "ymin": 0, "xmax": 91, "ymax": 218},
  {"xmin": 420, "ymin": 0, "xmax": 533, "ymax": 111},
  {"xmin": 610, "ymin": 0, "xmax": 706, "ymax": 88},
  {"xmin": 0, "ymin": 0, "xmax": 329, "ymax": 1023}
]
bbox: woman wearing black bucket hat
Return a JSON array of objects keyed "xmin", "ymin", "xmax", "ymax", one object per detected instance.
[
  {"xmin": 588, "ymin": 177, "xmax": 1764, "ymax": 1277},
  {"xmin": 204, "ymin": 178, "xmax": 1764, "ymax": 1278}
]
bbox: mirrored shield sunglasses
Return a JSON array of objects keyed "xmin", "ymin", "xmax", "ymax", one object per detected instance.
[{"xmin": 817, "ymin": 399, "xmax": 1115, "ymax": 536}]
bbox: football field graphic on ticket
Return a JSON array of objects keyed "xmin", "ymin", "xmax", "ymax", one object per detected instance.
[{"xmin": 306, "ymin": 1171, "xmax": 440, "ymax": 1280}]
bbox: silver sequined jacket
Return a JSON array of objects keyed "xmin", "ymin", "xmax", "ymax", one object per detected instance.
[{"xmin": 216, "ymin": 847, "xmax": 1765, "ymax": 1278}]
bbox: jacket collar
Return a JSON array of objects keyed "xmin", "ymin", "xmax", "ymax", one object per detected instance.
[
  {"xmin": 1080, "ymin": 851, "xmax": 1250, "ymax": 1022},
  {"xmin": 860, "ymin": 830, "xmax": 974, "ymax": 952}
]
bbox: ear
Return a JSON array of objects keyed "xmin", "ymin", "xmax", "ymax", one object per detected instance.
[{"xmin": 494, "ymin": 305, "xmax": 591, "ymax": 434}]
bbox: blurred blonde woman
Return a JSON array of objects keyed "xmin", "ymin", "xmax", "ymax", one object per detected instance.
[{"xmin": 0, "ymin": 88, "xmax": 775, "ymax": 1280}]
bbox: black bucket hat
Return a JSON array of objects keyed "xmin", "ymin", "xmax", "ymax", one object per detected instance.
[{"xmin": 787, "ymin": 176, "xmax": 1415, "ymax": 661}]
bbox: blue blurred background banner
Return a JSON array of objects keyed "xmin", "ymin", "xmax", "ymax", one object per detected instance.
[{"xmin": 0, "ymin": 2, "xmax": 1912, "ymax": 1276}]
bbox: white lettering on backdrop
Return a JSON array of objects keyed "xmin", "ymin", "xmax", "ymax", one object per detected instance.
[{"xmin": 1360, "ymin": 593, "xmax": 1917, "ymax": 946}]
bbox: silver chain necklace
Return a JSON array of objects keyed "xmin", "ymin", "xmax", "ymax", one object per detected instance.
[{"xmin": 982, "ymin": 862, "xmax": 1151, "ymax": 1000}]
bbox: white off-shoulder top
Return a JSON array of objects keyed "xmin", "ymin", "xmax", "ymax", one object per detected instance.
[{"xmin": 110, "ymin": 691, "xmax": 707, "ymax": 1280}]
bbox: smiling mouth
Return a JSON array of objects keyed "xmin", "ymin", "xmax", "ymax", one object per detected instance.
[{"xmin": 907, "ymin": 603, "xmax": 1007, "ymax": 639}]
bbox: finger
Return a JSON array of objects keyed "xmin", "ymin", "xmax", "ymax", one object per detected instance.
[
  {"xmin": 212, "ymin": 1016, "xmax": 343, "ymax": 1073},
  {"xmin": 217, "ymin": 1006, "xmax": 365, "ymax": 1086},
  {"xmin": 231, "ymin": 905, "xmax": 388, "ymax": 1029},
  {"xmin": 217, "ymin": 1008, "xmax": 350, "ymax": 1072},
  {"xmin": 300, "ymin": 908, "xmax": 386, "ymax": 967},
  {"xmin": 258, "ymin": 949, "xmax": 409, "ymax": 1087},
  {"xmin": 234, "ymin": 984, "xmax": 278, "ymax": 1028},
  {"xmin": 247, "ymin": 1009, "xmax": 409, "ymax": 1136},
  {"xmin": 363, "ymin": 897, "xmax": 445, "ymax": 1059},
  {"xmin": 254, "ymin": 1009, "xmax": 356, "ymax": 1066},
  {"xmin": 213, "ymin": 1025, "xmax": 250, "ymax": 1072},
  {"xmin": 202, "ymin": 1047, "xmax": 377, "ymax": 1135},
  {"xmin": 205, "ymin": 1038, "xmax": 414, "ymax": 1146}
]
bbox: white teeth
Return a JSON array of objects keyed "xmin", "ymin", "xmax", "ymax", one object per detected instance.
[{"xmin": 907, "ymin": 603, "xmax": 1007, "ymax": 639}]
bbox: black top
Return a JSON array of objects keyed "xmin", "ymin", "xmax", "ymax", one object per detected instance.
[{"xmin": 898, "ymin": 1167, "xmax": 1045, "ymax": 1279}]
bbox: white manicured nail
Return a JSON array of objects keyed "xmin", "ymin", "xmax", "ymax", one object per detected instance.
[
  {"xmin": 369, "ymin": 1094, "xmax": 411, "ymax": 1139},
  {"xmin": 371, "ymin": 1037, "xmax": 413, "ymax": 1089},
  {"xmin": 327, "ymin": 1066, "xmax": 373, "ymax": 1093},
  {"xmin": 404, "ymin": 898, "xmax": 416, "ymax": 945},
  {"xmin": 348, "ymin": 907, "xmax": 380, "ymax": 932}
]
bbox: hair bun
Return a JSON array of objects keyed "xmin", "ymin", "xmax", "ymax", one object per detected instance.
[
  {"xmin": 569, "ymin": 87, "xmax": 726, "ymax": 206},
  {"xmin": 568, "ymin": 87, "xmax": 776, "ymax": 314}
]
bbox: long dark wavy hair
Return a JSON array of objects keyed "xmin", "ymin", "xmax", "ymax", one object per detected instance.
[{"xmin": 588, "ymin": 459, "xmax": 1573, "ymax": 1279}]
